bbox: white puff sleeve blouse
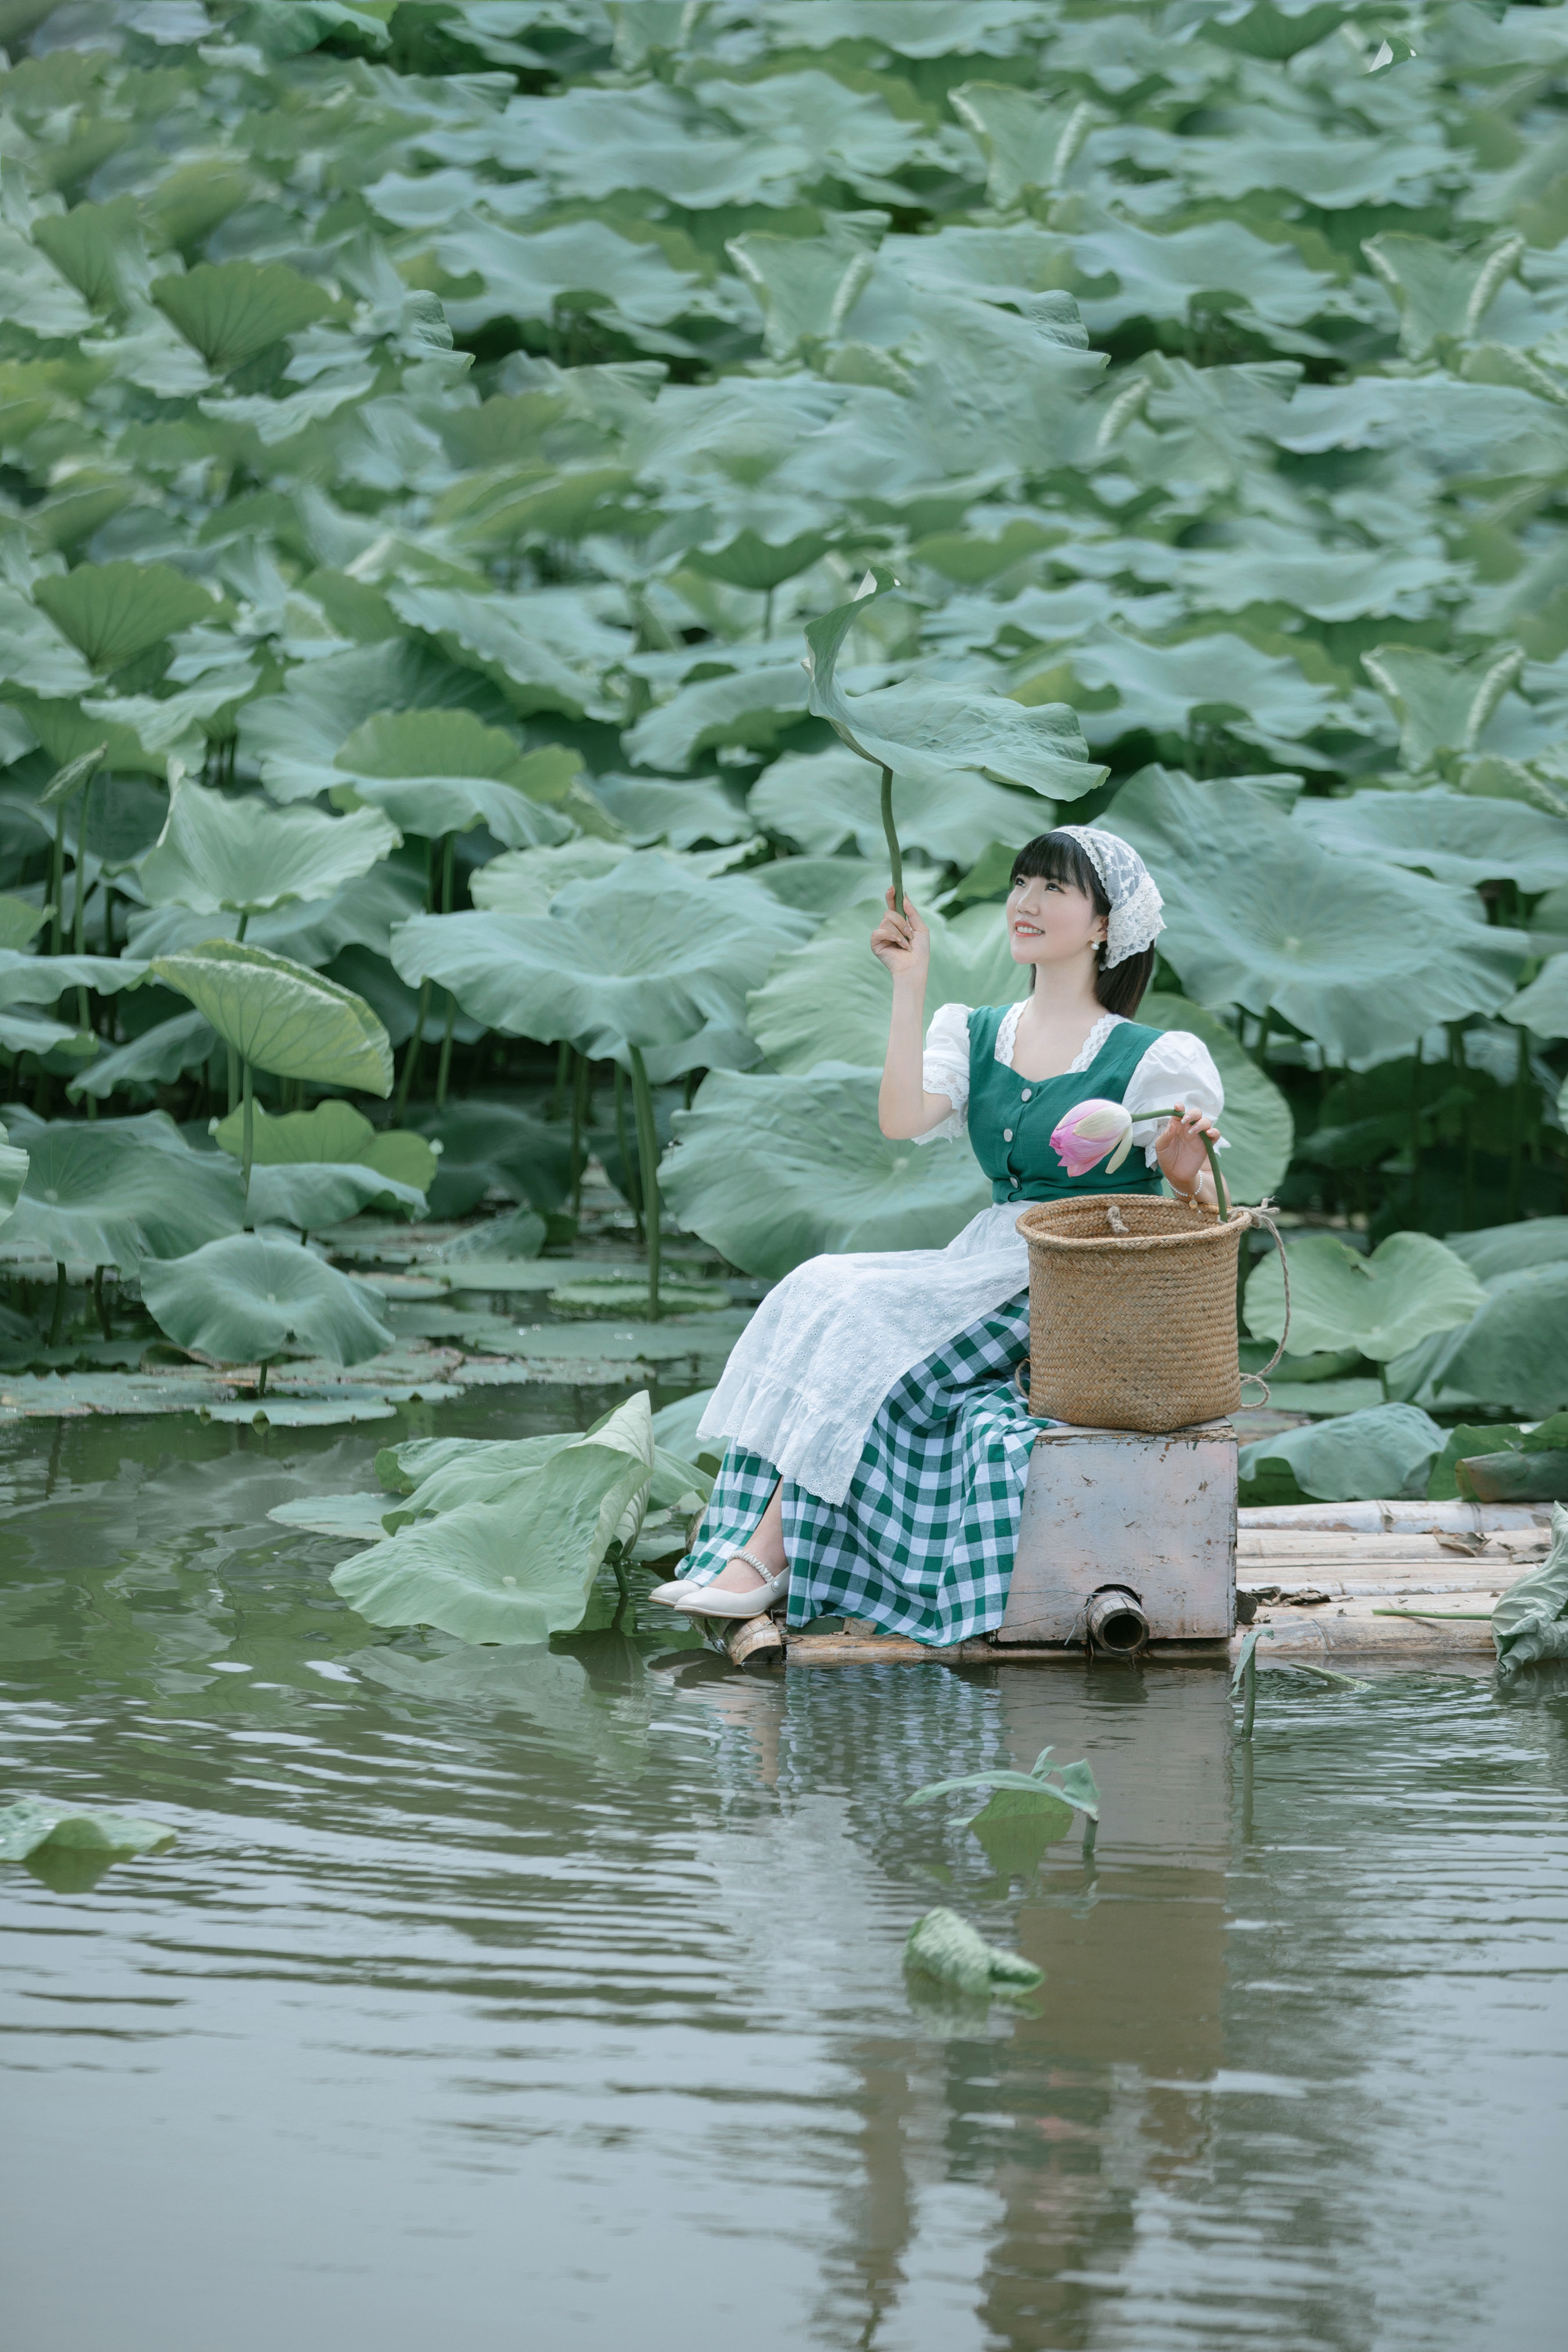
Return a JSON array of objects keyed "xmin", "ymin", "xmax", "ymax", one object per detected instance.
[{"xmin": 914, "ymin": 1002, "xmax": 1226, "ymax": 1164}]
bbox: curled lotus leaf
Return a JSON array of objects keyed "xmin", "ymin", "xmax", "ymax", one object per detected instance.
[
  {"xmin": 805, "ymin": 574, "xmax": 1104, "ymax": 802},
  {"xmin": 332, "ymin": 1393, "xmax": 656, "ymax": 1645},
  {"xmin": 150, "ymin": 941, "xmax": 393, "ymax": 1095},
  {"xmin": 139, "ymin": 780, "xmax": 401, "ymax": 915},
  {"xmin": 141, "ymin": 1231, "xmax": 394, "ymax": 1368},
  {"xmin": 1293, "ymin": 785, "xmax": 1568, "ymax": 893}
]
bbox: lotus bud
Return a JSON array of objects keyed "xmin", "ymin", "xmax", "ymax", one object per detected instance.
[{"xmin": 1049, "ymin": 1098, "xmax": 1135, "ymax": 1178}]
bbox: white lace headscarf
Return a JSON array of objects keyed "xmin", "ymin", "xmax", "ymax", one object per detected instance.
[{"xmin": 1055, "ymin": 825, "xmax": 1166, "ymax": 969}]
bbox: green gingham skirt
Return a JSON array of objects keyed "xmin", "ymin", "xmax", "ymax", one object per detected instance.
[{"xmin": 677, "ymin": 1290, "xmax": 1037, "ymax": 1646}]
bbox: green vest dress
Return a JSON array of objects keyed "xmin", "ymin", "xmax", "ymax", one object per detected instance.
[{"xmin": 965, "ymin": 1006, "xmax": 1168, "ymax": 1206}]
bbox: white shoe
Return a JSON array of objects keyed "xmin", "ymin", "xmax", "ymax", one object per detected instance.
[{"xmin": 646, "ymin": 1547, "xmax": 789, "ymax": 1619}]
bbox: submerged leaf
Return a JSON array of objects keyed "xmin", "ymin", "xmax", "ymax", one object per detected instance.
[
  {"xmin": 904, "ymin": 1908, "xmax": 1043, "ymax": 1997},
  {"xmin": 0, "ymin": 1799, "xmax": 173, "ymax": 1863}
]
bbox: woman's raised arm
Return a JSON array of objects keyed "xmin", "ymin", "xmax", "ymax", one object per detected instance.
[{"xmin": 873, "ymin": 891, "xmax": 955, "ymax": 1138}]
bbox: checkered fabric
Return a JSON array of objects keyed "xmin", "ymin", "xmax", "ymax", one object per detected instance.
[{"xmin": 678, "ymin": 1289, "xmax": 1037, "ymax": 1646}]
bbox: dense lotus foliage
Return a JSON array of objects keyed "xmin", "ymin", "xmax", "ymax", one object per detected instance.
[{"xmin": 0, "ymin": 0, "xmax": 1565, "ymax": 1455}]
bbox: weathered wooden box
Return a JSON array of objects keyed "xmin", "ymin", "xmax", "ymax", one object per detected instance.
[{"xmin": 998, "ymin": 1420, "xmax": 1237, "ymax": 1647}]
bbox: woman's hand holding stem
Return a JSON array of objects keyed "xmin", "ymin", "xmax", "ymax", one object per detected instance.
[{"xmin": 873, "ymin": 890, "xmax": 955, "ymax": 1140}]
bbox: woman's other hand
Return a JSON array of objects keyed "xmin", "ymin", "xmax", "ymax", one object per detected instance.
[
  {"xmin": 871, "ymin": 890, "xmax": 930, "ymax": 985},
  {"xmin": 1155, "ymin": 1101, "xmax": 1221, "ymax": 1195}
]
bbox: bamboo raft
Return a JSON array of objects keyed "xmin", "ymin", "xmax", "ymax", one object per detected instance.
[{"xmin": 692, "ymin": 1501, "xmax": 1553, "ymax": 1674}]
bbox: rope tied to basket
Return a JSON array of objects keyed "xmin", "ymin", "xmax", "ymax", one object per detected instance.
[{"xmin": 1236, "ymin": 1202, "xmax": 1290, "ymax": 1408}]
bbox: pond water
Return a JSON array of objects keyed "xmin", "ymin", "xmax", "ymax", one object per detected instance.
[{"xmin": 3, "ymin": 1398, "xmax": 1566, "ymax": 2352}]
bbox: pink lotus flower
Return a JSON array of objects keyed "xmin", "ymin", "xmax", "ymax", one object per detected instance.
[{"xmin": 1050, "ymin": 1098, "xmax": 1135, "ymax": 1178}]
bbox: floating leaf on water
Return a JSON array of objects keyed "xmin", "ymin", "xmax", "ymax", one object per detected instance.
[
  {"xmin": 0, "ymin": 1797, "xmax": 173, "ymax": 1863},
  {"xmin": 209, "ymin": 1397, "xmax": 398, "ymax": 1427},
  {"xmin": 267, "ymin": 1492, "xmax": 398, "ymax": 1540},
  {"xmin": 549, "ymin": 1274, "xmax": 732, "ymax": 1315},
  {"xmin": 904, "ymin": 1908, "xmax": 1043, "ymax": 1998}
]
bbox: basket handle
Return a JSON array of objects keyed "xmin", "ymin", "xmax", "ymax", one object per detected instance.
[{"xmin": 1238, "ymin": 1206, "xmax": 1291, "ymax": 1407}]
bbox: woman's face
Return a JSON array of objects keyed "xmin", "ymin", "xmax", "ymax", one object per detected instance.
[{"xmin": 1005, "ymin": 870, "xmax": 1107, "ymax": 972}]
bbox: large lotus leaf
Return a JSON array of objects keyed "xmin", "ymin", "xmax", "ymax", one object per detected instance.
[
  {"xmin": 1502, "ymin": 955, "xmax": 1568, "ymax": 1040},
  {"xmin": 749, "ymin": 744, "xmax": 1046, "ymax": 864},
  {"xmin": 469, "ymin": 840, "xmax": 630, "ymax": 917},
  {"xmin": 1239, "ymin": 1406, "xmax": 1445, "ymax": 1506},
  {"xmin": 948, "ymin": 82, "xmax": 1092, "ymax": 210},
  {"xmin": 139, "ymin": 782, "xmax": 400, "ymax": 915},
  {"xmin": 1172, "ymin": 544, "xmax": 1450, "ymax": 624},
  {"xmin": 0, "ymin": 949, "xmax": 148, "ymax": 1009},
  {"xmin": 32, "ymin": 196, "xmax": 149, "ymax": 312},
  {"xmin": 1293, "ymin": 786, "xmax": 1568, "ymax": 893},
  {"xmin": 240, "ymin": 641, "xmax": 520, "ymax": 802},
  {"xmin": 69, "ymin": 1009, "xmax": 215, "ymax": 1101},
  {"xmin": 1104, "ymin": 769, "xmax": 1528, "ymax": 1061},
  {"xmin": 1245, "ymin": 1231, "xmax": 1486, "ymax": 1362},
  {"xmin": 329, "ymin": 707, "xmax": 578, "ymax": 848},
  {"xmin": 725, "ymin": 229, "xmax": 879, "ymax": 359},
  {"xmin": 0, "ymin": 222, "xmax": 93, "ymax": 339},
  {"xmin": 1393, "ymin": 1265, "xmax": 1568, "ymax": 1419},
  {"xmin": 805, "ymin": 580, "xmax": 1103, "ymax": 802},
  {"xmin": 391, "ymin": 854, "xmax": 815, "ymax": 1080},
  {"xmin": 1362, "ymin": 645, "xmax": 1526, "ymax": 770},
  {"xmin": 127, "ymin": 864, "xmax": 426, "ymax": 970},
  {"xmin": 1067, "ymin": 218, "xmax": 1349, "ymax": 336},
  {"xmin": 246, "ymin": 1162, "xmax": 426, "ymax": 1230},
  {"xmin": 152, "ymin": 260, "xmax": 332, "ymax": 374},
  {"xmin": 748, "ymin": 899, "xmax": 1026, "ymax": 1076},
  {"xmin": 585, "ymin": 772, "xmax": 755, "ymax": 851},
  {"xmin": 332, "ymin": 1393, "xmax": 656, "ymax": 1645},
  {"xmin": 433, "ymin": 217, "xmax": 708, "ymax": 333},
  {"xmin": 0, "ymin": 585, "xmax": 95, "ymax": 697},
  {"xmin": 1444, "ymin": 1219, "xmax": 1568, "ymax": 1285},
  {"xmin": 150, "ymin": 941, "xmax": 393, "ymax": 1094},
  {"xmin": 33, "ymin": 562, "xmax": 215, "ymax": 673},
  {"xmin": 624, "ymin": 662, "xmax": 811, "ymax": 772},
  {"xmin": 3, "ymin": 1112, "xmax": 241, "ymax": 1272},
  {"xmin": 664, "ymin": 1063, "xmax": 992, "ymax": 1279},
  {"xmin": 1174, "ymin": 127, "xmax": 1452, "ymax": 213},
  {"xmin": 141, "ymin": 1232, "xmax": 393, "ymax": 1368},
  {"xmin": 1068, "ymin": 624, "xmax": 1338, "ymax": 754},
  {"xmin": 747, "ymin": 857, "xmax": 888, "ymax": 920},
  {"xmin": 385, "ymin": 584, "xmax": 631, "ymax": 724},
  {"xmin": 1140, "ymin": 992, "xmax": 1292, "ymax": 1205},
  {"xmin": 209, "ymin": 1101, "xmax": 437, "ymax": 1196},
  {"xmin": 409, "ymin": 1100, "xmax": 572, "ymax": 1219}
]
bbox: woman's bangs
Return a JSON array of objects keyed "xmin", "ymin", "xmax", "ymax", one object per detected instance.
[{"xmin": 1009, "ymin": 830, "xmax": 1106, "ymax": 909}]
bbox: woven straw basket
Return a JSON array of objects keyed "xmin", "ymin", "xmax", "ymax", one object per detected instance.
[{"xmin": 1015, "ymin": 1193, "xmax": 1264, "ymax": 1433}]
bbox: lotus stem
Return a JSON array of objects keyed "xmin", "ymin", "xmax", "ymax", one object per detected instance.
[
  {"xmin": 257, "ymin": 1360, "xmax": 268, "ymax": 1399},
  {"xmin": 1409, "ymin": 1036, "xmax": 1423, "ymax": 1225},
  {"xmin": 879, "ymin": 763, "xmax": 904, "ymax": 912},
  {"xmin": 552, "ymin": 1039, "xmax": 571, "ymax": 1120},
  {"xmin": 393, "ymin": 979, "xmax": 432, "ymax": 1122},
  {"xmin": 240, "ymin": 1058, "xmax": 255, "ymax": 1211},
  {"xmin": 226, "ymin": 1045, "xmax": 239, "ymax": 1115},
  {"xmin": 614, "ymin": 1063, "xmax": 643, "ymax": 1236},
  {"xmin": 570, "ymin": 1049, "xmax": 589, "ymax": 1213},
  {"xmin": 93, "ymin": 1264, "xmax": 111, "ymax": 1341},
  {"xmin": 628, "ymin": 1044, "xmax": 661, "ymax": 1320},
  {"xmin": 1241, "ymin": 1641, "xmax": 1257, "ymax": 1739},
  {"xmin": 1508, "ymin": 1022, "xmax": 1528, "ymax": 1220},
  {"xmin": 1145, "ymin": 1107, "xmax": 1230, "ymax": 1220},
  {"xmin": 48, "ymin": 1262, "xmax": 67, "ymax": 1348},
  {"xmin": 73, "ymin": 775, "xmax": 93, "ymax": 1032},
  {"xmin": 762, "ymin": 585, "xmax": 774, "ymax": 640},
  {"xmin": 436, "ymin": 992, "xmax": 458, "ymax": 1107},
  {"xmin": 49, "ymin": 804, "xmax": 66, "ymax": 956}
]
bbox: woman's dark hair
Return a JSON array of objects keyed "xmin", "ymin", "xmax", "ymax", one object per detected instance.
[{"xmin": 1009, "ymin": 830, "xmax": 1154, "ymax": 1017}]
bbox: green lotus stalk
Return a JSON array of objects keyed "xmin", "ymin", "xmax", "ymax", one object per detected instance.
[
  {"xmin": 436, "ymin": 992, "xmax": 458, "ymax": 1107},
  {"xmin": 240, "ymin": 1058, "xmax": 255, "ymax": 1212},
  {"xmin": 628, "ymin": 1044, "xmax": 661, "ymax": 1319},
  {"xmin": 879, "ymin": 763, "xmax": 904, "ymax": 914},
  {"xmin": 613, "ymin": 1063, "xmax": 643, "ymax": 1236},
  {"xmin": 48, "ymin": 1263, "xmax": 68, "ymax": 1349},
  {"xmin": 1053, "ymin": 1100, "xmax": 1232, "ymax": 1219}
]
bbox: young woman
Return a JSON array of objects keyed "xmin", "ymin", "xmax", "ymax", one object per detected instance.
[{"xmin": 649, "ymin": 825, "xmax": 1225, "ymax": 1642}]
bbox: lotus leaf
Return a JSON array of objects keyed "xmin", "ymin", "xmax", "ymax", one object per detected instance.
[
  {"xmin": 1502, "ymin": 955, "xmax": 1568, "ymax": 1041},
  {"xmin": 141, "ymin": 1232, "xmax": 393, "ymax": 1368},
  {"xmin": 331, "ymin": 1392, "xmax": 656, "ymax": 1645},
  {"xmin": 150, "ymin": 941, "xmax": 393, "ymax": 1095},
  {"xmin": 1362, "ymin": 644, "xmax": 1526, "ymax": 770},
  {"xmin": 805, "ymin": 578, "xmax": 1104, "ymax": 803},
  {"xmin": 152, "ymin": 260, "xmax": 333, "ymax": 374},
  {"xmin": 1445, "ymin": 1219, "xmax": 1568, "ymax": 1284},
  {"xmin": 1395, "ymin": 1264, "xmax": 1568, "ymax": 1419},
  {"xmin": 33, "ymin": 561, "xmax": 215, "ymax": 673},
  {"xmin": 585, "ymin": 772, "xmax": 755, "ymax": 851},
  {"xmin": 0, "ymin": 897, "xmax": 45, "ymax": 950},
  {"xmin": 1239, "ymin": 1406, "xmax": 1447, "ymax": 1506},
  {"xmin": 1067, "ymin": 624, "xmax": 1339, "ymax": 756},
  {"xmin": 1293, "ymin": 786, "xmax": 1568, "ymax": 893},
  {"xmin": 1362, "ymin": 231, "xmax": 1524, "ymax": 360},
  {"xmin": 1245, "ymin": 1231, "xmax": 1486, "ymax": 1362},
  {"xmin": 624, "ymin": 662, "xmax": 812, "ymax": 772},
  {"xmin": 747, "ymin": 897, "xmax": 1026, "ymax": 1076},
  {"xmin": 749, "ymin": 745, "xmax": 1046, "ymax": 865},
  {"xmin": 0, "ymin": 1119, "xmax": 27, "ymax": 1229},
  {"xmin": 241, "ymin": 641, "xmax": 520, "ymax": 803},
  {"xmin": 469, "ymin": 839, "xmax": 628, "ymax": 916},
  {"xmin": 0, "ymin": 584, "xmax": 94, "ymax": 697},
  {"xmin": 0, "ymin": 1799, "xmax": 172, "ymax": 1863},
  {"xmin": 139, "ymin": 781, "xmax": 400, "ymax": 915},
  {"xmin": 4, "ymin": 1112, "xmax": 242, "ymax": 1272},
  {"xmin": 245, "ymin": 1163, "xmax": 425, "ymax": 1231},
  {"xmin": 411, "ymin": 1100, "xmax": 571, "ymax": 1219},
  {"xmin": 209, "ymin": 1101, "xmax": 437, "ymax": 1197},
  {"xmin": 31, "ymin": 196, "xmax": 147, "ymax": 313},
  {"xmin": 1491, "ymin": 1506, "xmax": 1568, "ymax": 1672},
  {"xmin": 1105, "ymin": 769, "xmax": 1528, "ymax": 1061},
  {"xmin": 391, "ymin": 853, "xmax": 814, "ymax": 1081},
  {"xmin": 0, "ymin": 948, "xmax": 148, "ymax": 1009},
  {"xmin": 330, "ymin": 708, "xmax": 578, "ymax": 848},
  {"xmin": 386, "ymin": 584, "xmax": 632, "ymax": 724},
  {"xmin": 665, "ymin": 1063, "xmax": 992, "ymax": 1278},
  {"xmin": 904, "ymin": 1908, "xmax": 1043, "ymax": 1998},
  {"xmin": 69, "ymin": 1009, "xmax": 216, "ymax": 1101}
]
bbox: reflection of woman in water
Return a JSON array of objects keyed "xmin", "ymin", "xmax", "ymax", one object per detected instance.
[{"xmin": 649, "ymin": 827, "xmax": 1225, "ymax": 1643}]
